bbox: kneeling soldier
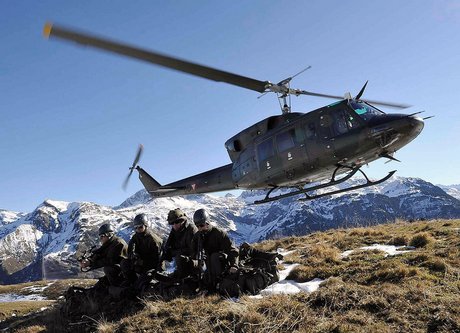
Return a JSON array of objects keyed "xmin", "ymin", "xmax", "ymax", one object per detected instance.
[
  {"xmin": 191, "ymin": 208, "xmax": 239, "ymax": 292},
  {"xmin": 79, "ymin": 223, "xmax": 128, "ymax": 286},
  {"xmin": 121, "ymin": 213, "xmax": 163, "ymax": 284},
  {"xmin": 162, "ymin": 208, "xmax": 198, "ymax": 279}
]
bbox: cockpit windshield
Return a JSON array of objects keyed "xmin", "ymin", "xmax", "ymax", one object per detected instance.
[{"xmin": 349, "ymin": 101, "xmax": 385, "ymax": 122}]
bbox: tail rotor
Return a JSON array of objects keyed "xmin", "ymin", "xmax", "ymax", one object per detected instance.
[{"xmin": 122, "ymin": 144, "xmax": 144, "ymax": 190}]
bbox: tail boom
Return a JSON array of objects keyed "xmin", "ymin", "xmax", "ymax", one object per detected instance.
[{"xmin": 137, "ymin": 164, "xmax": 236, "ymax": 198}]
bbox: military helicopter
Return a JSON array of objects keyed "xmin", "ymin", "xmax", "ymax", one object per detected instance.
[{"xmin": 44, "ymin": 23, "xmax": 427, "ymax": 204}]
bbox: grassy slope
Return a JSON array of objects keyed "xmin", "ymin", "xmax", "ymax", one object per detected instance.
[{"xmin": 3, "ymin": 219, "xmax": 460, "ymax": 333}]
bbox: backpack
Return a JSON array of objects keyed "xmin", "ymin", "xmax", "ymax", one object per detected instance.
[
  {"xmin": 218, "ymin": 273, "xmax": 241, "ymax": 298},
  {"xmin": 238, "ymin": 267, "xmax": 273, "ymax": 295},
  {"xmin": 217, "ymin": 267, "xmax": 275, "ymax": 297},
  {"xmin": 239, "ymin": 247, "xmax": 281, "ymax": 285},
  {"xmin": 61, "ymin": 285, "xmax": 107, "ymax": 318}
]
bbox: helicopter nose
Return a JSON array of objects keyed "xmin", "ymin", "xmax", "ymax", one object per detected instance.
[
  {"xmin": 370, "ymin": 114, "xmax": 424, "ymax": 152},
  {"xmin": 391, "ymin": 115, "xmax": 424, "ymax": 149},
  {"xmin": 406, "ymin": 115, "xmax": 424, "ymax": 139}
]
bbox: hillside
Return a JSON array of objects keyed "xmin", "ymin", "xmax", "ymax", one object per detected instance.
[
  {"xmin": 1, "ymin": 176, "xmax": 459, "ymax": 285},
  {"xmin": 1, "ymin": 219, "xmax": 459, "ymax": 332}
]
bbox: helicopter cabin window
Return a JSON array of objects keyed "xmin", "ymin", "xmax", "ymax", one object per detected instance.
[
  {"xmin": 305, "ymin": 122, "xmax": 316, "ymax": 139},
  {"xmin": 276, "ymin": 130, "xmax": 297, "ymax": 152},
  {"xmin": 330, "ymin": 108, "xmax": 361, "ymax": 137},
  {"xmin": 257, "ymin": 138, "xmax": 274, "ymax": 161},
  {"xmin": 350, "ymin": 101, "xmax": 385, "ymax": 122}
]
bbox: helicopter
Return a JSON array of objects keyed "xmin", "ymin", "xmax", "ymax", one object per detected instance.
[{"xmin": 44, "ymin": 23, "xmax": 428, "ymax": 204}]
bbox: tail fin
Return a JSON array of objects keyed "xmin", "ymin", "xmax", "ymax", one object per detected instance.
[{"xmin": 136, "ymin": 166, "xmax": 161, "ymax": 192}]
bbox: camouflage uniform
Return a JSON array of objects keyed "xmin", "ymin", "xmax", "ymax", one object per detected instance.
[
  {"xmin": 122, "ymin": 229, "xmax": 163, "ymax": 283},
  {"xmin": 163, "ymin": 220, "xmax": 198, "ymax": 278},
  {"xmin": 192, "ymin": 225, "xmax": 239, "ymax": 290},
  {"xmin": 89, "ymin": 235, "xmax": 128, "ymax": 286}
]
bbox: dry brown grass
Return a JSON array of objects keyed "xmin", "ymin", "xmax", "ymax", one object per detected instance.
[
  {"xmin": 4, "ymin": 219, "xmax": 460, "ymax": 333},
  {"xmin": 409, "ymin": 232, "xmax": 435, "ymax": 248},
  {"xmin": 10, "ymin": 325, "xmax": 47, "ymax": 333},
  {"xmin": 0, "ymin": 300, "xmax": 55, "ymax": 321},
  {"xmin": 388, "ymin": 235, "xmax": 409, "ymax": 246},
  {"xmin": 0, "ymin": 278, "xmax": 96, "ymax": 299}
]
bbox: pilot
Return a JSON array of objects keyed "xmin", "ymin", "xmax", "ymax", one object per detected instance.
[
  {"xmin": 79, "ymin": 223, "xmax": 128, "ymax": 286},
  {"xmin": 191, "ymin": 208, "xmax": 239, "ymax": 292},
  {"xmin": 161, "ymin": 208, "xmax": 198, "ymax": 279},
  {"xmin": 121, "ymin": 213, "xmax": 163, "ymax": 285}
]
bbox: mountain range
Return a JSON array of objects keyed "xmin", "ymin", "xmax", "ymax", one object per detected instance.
[{"xmin": 1, "ymin": 176, "xmax": 459, "ymax": 284}]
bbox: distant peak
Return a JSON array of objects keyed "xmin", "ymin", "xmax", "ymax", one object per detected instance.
[{"xmin": 40, "ymin": 199, "xmax": 71, "ymax": 211}]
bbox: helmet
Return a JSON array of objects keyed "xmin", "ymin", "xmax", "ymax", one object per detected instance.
[
  {"xmin": 193, "ymin": 208, "xmax": 209, "ymax": 226},
  {"xmin": 167, "ymin": 208, "xmax": 187, "ymax": 225},
  {"xmin": 98, "ymin": 223, "xmax": 114, "ymax": 236},
  {"xmin": 133, "ymin": 213, "xmax": 148, "ymax": 227}
]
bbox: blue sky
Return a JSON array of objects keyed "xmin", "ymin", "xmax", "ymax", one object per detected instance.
[{"xmin": 1, "ymin": 1, "xmax": 459, "ymax": 212}]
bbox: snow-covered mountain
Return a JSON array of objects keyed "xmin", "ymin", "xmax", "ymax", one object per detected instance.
[
  {"xmin": 438, "ymin": 184, "xmax": 460, "ymax": 201},
  {"xmin": 1, "ymin": 176, "xmax": 459, "ymax": 284}
]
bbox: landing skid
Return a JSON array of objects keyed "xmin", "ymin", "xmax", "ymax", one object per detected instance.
[{"xmin": 253, "ymin": 166, "xmax": 396, "ymax": 204}]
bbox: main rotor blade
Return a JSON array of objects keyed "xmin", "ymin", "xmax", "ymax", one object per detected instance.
[
  {"xmin": 359, "ymin": 98, "xmax": 411, "ymax": 109},
  {"xmin": 43, "ymin": 23, "xmax": 268, "ymax": 93},
  {"xmin": 296, "ymin": 90, "xmax": 410, "ymax": 109},
  {"xmin": 296, "ymin": 90, "xmax": 345, "ymax": 100}
]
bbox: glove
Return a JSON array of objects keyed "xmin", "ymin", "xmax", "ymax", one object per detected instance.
[
  {"xmin": 229, "ymin": 266, "xmax": 238, "ymax": 274},
  {"xmin": 179, "ymin": 255, "xmax": 190, "ymax": 263}
]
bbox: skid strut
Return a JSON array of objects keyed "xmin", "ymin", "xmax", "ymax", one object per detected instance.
[{"xmin": 254, "ymin": 166, "xmax": 396, "ymax": 204}]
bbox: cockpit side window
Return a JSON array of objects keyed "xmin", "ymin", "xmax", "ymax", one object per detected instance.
[
  {"xmin": 330, "ymin": 108, "xmax": 362, "ymax": 137},
  {"xmin": 350, "ymin": 101, "xmax": 385, "ymax": 122}
]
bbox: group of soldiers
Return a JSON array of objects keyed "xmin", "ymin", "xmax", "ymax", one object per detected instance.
[{"xmin": 78, "ymin": 208, "xmax": 241, "ymax": 294}]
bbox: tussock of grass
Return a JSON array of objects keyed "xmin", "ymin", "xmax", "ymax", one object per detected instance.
[
  {"xmin": 422, "ymin": 259, "xmax": 447, "ymax": 273},
  {"xmin": 409, "ymin": 232, "xmax": 434, "ymax": 248},
  {"xmin": 370, "ymin": 261, "xmax": 418, "ymax": 283},
  {"xmin": 96, "ymin": 319, "xmax": 117, "ymax": 333},
  {"xmin": 388, "ymin": 235, "xmax": 408, "ymax": 246}
]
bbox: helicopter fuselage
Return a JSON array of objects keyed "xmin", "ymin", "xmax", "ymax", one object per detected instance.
[{"xmin": 138, "ymin": 99, "xmax": 423, "ymax": 198}]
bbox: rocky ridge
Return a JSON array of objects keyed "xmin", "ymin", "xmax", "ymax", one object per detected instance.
[{"xmin": 0, "ymin": 176, "xmax": 459, "ymax": 284}]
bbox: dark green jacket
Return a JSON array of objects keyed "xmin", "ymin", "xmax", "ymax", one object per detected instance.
[
  {"xmin": 128, "ymin": 229, "xmax": 163, "ymax": 270},
  {"xmin": 163, "ymin": 220, "xmax": 198, "ymax": 260},
  {"xmin": 192, "ymin": 226, "xmax": 239, "ymax": 267},
  {"xmin": 90, "ymin": 236, "xmax": 128, "ymax": 269}
]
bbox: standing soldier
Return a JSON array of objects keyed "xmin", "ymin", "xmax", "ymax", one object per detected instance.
[
  {"xmin": 191, "ymin": 208, "xmax": 239, "ymax": 292},
  {"xmin": 162, "ymin": 208, "xmax": 198, "ymax": 279},
  {"xmin": 121, "ymin": 213, "xmax": 163, "ymax": 285},
  {"xmin": 79, "ymin": 223, "xmax": 128, "ymax": 287}
]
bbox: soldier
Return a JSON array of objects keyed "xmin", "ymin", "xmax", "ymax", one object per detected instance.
[
  {"xmin": 121, "ymin": 213, "xmax": 163, "ymax": 284},
  {"xmin": 191, "ymin": 208, "xmax": 239, "ymax": 292},
  {"xmin": 162, "ymin": 208, "xmax": 198, "ymax": 279},
  {"xmin": 79, "ymin": 223, "xmax": 128, "ymax": 286}
]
